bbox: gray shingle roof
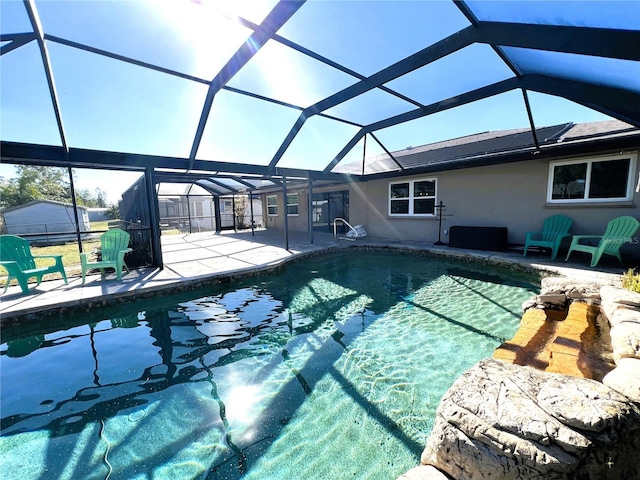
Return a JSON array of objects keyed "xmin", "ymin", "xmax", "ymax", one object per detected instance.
[{"xmin": 335, "ymin": 119, "xmax": 639, "ymax": 175}]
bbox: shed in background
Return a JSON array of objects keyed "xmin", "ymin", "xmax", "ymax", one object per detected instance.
[{"xmin": 1, "ymin": 200, "xmax": 90, "ymax": 245}]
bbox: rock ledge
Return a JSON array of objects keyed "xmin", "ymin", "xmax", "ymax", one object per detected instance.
[
  {"xmin": 398, "ymin": 283, "xmax": 640, "ymax": 480},
  {"xmin": 421, "ymin": 358, "xmax": 640, "ymax": 480}
]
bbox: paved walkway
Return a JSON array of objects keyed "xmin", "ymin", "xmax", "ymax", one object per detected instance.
[{"xmin": 0, "ymin": 229, "xmax": 624, "ymax": 323}]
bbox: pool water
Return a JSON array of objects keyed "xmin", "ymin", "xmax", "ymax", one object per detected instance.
[{"xmin": 1, "ymin": 251, "xmax": 539, "ymax": 480}]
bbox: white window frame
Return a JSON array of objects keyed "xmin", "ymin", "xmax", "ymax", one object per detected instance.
[
  {"xmin": 193, "ymin": 201, "xmax": 204, "ymax": 217},
  {"xmin": 388, "ymin": 178, "xmax": 437, "ymax": 216},
  {"xmin": 222, "ymin": 200, "xmax": 233, "ymax": 213},
  {"xmin": 286, "ymin": 193, "xmax": 299, "ymax": 216},
  {"xmin": 547, "ymin": 153, "xmax": 637, "ymax": 204},
  {"xmin": 266, "ymin": 195, "xmax": 278, "ymax": 217}
]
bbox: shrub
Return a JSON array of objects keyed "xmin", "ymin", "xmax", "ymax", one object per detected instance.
[{"xmin": 621, "ymin": 268, "xmax": 640, "ymax": 293}]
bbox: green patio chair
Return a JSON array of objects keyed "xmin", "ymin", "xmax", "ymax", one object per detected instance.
[
  {"xmin": 81, "ymin": 228, "xmax": 132, "ymax": 284},
  {"xmin": 0, "ymin": 235, "xmax": 68, "ymax": 294},
  {"xmin": 565, "ymin": 216, "xmax": 640, "ymax": 267},
  {"xmin": 523, "ymin": 214, "xmax": 573, "ymax": 259}
]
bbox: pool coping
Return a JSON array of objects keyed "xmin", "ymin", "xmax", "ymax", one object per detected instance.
[{"xmin": 0, "ymin": 232, "xmax": 624, "ymax": 332}]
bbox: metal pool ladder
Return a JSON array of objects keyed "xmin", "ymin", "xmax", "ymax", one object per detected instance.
[{"xmin": 333, "ymin": 218, "xmax": 362, "ymax": 243}]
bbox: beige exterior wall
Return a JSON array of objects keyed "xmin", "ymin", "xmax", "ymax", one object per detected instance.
[
  {"xmin": 263, "ymin": 149, "xmax": 640, "ymax": 259},
  {"xmin": 262, "ymin": 184, "xmax": 352, "ymax": 233},
  {"xmin": 364, "ymin": 160, "xmax": 551, "ymax": 242},
  {"xmin": 262, "ymin": 182, "xmax": 396, "ymax": 234}
]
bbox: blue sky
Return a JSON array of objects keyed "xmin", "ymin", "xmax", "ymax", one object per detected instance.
[{"xmin": 1, "ymin": 0, "xmax": 632, "ymax": 202}]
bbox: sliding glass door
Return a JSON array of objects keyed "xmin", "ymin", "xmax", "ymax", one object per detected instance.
[{"xmin": 312, "ymin": 191, "xmax": 349, "ymax": 233}]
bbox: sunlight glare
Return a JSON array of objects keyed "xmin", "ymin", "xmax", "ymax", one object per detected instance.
[
  {"xmin": 191, "ymin": 0, "xmax": 278, "ymax": 25},
  {"xmin": 248, "ymin": 41, "xmax": 321, "ymax": 107},
  {"xmin": 144, "ymin": 0, "xmax": 253, "ymax": 79},
  {"xmin": 224, "ymin": 384, "xmax": 262, "ymax": 425}
]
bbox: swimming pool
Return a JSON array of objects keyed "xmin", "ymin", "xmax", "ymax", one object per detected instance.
[{"xmin": 1, "ymin": 250, "xmax": 539, "ymax": 479}]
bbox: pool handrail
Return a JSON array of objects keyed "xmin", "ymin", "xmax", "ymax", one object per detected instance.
[{"xmin": 333, "ymin": 218, "xmax": 362, "ymax": 242}]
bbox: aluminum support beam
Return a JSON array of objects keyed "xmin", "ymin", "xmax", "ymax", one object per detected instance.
[
  {"xmin": 307, "ymin": 177, "xmax": 313, "ymax": 244},
  {"xmin": 188, "ymin": 1, "xmax": 306, "ymax": 171},
  {"xmin": 282, "ymin": 176, "xmax": 289, "ymax": 250},
  {"xmin": 145, "ymin": 167, "xmax": 163, "ymax": 269}
]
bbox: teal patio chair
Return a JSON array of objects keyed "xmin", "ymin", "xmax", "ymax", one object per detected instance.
[
  {"xmin": 523, "ymin": 214, "xmax": 573, "ymax": 259},
  {"xmin": 81, "ymin": 228, "xmax": 132, "ymax": 284},
  {"xmin": 0, "ymin": 235, "xmax": 68, "ymax": 294},
  {"xmin": 565, "ymin": 216, "xmax": 640, "ymax": 267}
]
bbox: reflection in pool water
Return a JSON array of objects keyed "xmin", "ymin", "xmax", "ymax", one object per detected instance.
[{"xmin": 1, "ymin": 251, "xmax": 539, "ymax": 479}]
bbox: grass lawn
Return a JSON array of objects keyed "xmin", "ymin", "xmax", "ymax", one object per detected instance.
[
  {"xmin": 0, "ymin": 236, "xmax": 103, "ymax": 288},
  {"xmin": 0, "ymin": 220, "xmax": 114, "ymax": 288},
  {"xmin": 1, "ymin": 223, "xmax": 182, "ymax": 289},
  {"xmin": 33, "ymin": 240, "xmax": 102, "ymax": 273}
]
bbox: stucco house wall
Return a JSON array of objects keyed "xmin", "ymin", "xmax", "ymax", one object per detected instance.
[
  {"xmin": 263, "ymin": 184, "xmax": 345, "ymax": 232},
  {"xmin": 262, "ymin": 148, "xmax": 640, "ymax": 261},
  {"xmin": 263, "ymin": 189, "xmax": 309, "ymax": 232},
  {"xmin": 357, "ymin": 150, "xmax": 640, "ymax": 259},
  {"xmin": 362, "ymin": 154, "xmax": 637, "ymax": 234}
]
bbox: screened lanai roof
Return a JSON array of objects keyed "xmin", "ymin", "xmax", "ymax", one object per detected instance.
[{"xmin": 1, "ymin": 0, "xmax": 639, "ymax": 194}]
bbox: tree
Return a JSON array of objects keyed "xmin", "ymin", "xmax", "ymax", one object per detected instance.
[
  {"xmin": 75, "ymin": 187, "xmax": 108, "ymax": 207},
  {"xmin": 234, "ymin": 195, "xmax": 249, "ymax": 228},
  {"xmin": 0, "ymin": 166, "xmax": 109, "ymax": 209},
  {"xmin": 0, "ymin": 166, "xmax": 70, "ymax": 209},
  {"xmin": 95, "ymin": 189, "xmax": 108, "ymax": 208},
  {"xmin": 106, "ymin": 203, "xmax": 120, "ymax": 219}
]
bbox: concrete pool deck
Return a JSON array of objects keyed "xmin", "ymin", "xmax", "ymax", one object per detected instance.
[{"xmin": 0, "ymin": 228, "xmax": 626, "ymax": 324}]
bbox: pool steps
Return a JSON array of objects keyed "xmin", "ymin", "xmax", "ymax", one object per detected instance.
[{"xmin": 493, "ymin": 302, "xmax": 614, "ymax": 380}]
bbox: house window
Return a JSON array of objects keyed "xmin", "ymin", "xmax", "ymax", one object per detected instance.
[
  {"xmin": 286, "ymin": 193, "xmax": 299, "ymax": 216},
  {"xmin": 389, "ymin": 178, "xmax": 437, "ymax": 216},
  {"xmin": 267, "ymin": 195, "xmax": 278, "ymax": 216},
  {"xmin": 222, "ymin": 200, "xmax": 233, "ymax": 213},
  {"xmin": 548, "ymin": 154, "xmax": 636, "ymax": 203}
]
